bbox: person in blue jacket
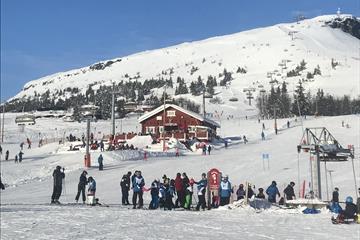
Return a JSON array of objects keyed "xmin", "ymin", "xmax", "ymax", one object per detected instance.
[
  {"xmin": 88, "ymin": 176, "xmax": 96, "ymax": 194},
  {"xmin": 266, "ymin": 180, "xmax": 280, "ymax": 203},
  {"xmin": 149, "ymin": 179, "xmax": 160, "ymax": 209},
  {"xmin": 132, "ymin": 171, "xmax": 145, "ymax": 209},
  {"xmin": 219, "ymin": 175, "xmax": 232, "ymax": 206},
  {"xmin": 195, "ymin": 173, "xmax": 208, "ymax": 210}
]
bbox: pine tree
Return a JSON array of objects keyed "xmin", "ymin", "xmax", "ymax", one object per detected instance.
[{"xmin": 292, "ymin": 80, "xmax": 310, "ymax": 116}]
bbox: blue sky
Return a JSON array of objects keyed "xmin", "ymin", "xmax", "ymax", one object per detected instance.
[{"xmin": 1, "ymin": 0, "xmax": 359, "ymax": 101}]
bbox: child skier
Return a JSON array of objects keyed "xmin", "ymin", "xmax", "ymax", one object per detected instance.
[{"xmin": 184, "ymin": 178, "xmax": 194, "ymax": 210}]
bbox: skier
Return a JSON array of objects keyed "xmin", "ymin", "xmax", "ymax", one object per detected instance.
[
  {"xmin": 18, "ymin": 151, "xmax": 24, "ymax": 163},
  {"xmin": 283, "ymin": 182, "xmax": 296, "ymax": 201},
  {"xmin": 202, "ymin": 145, "xmax": 207, "ymax": 155},
  {"xmin": 20, "ymin": 142, "xmax": 24, "ymax": 150},
  {"xmin": 287, "ymin": 121, "xmax": 290, "ymax": 128},
  {"xmin": 14, "ymin": 155, "xmax": 18, "ymax": 163},
  {"xmin": 132, "ymin": 170, "xmax": 145, "ymax": 209},
  {"xmin": 100, "ymin": 140, "xmax": 105, "ymax": 152},
  {"xmin": 149, "ymin": 179, "xmax": 160, "ymax": 209},
  {"xmin": 75, "ymin": 170, "xmax": 88, "ymax": 204},
  {"xmin": 87, "ymin": 176, "xmax": 96, "ymax": 205},
  {"xmin": 5, "ymin": 150, "xmax": 9, "ymax": 161},
  {"xmin": 51, "ymin": 166, "xmax": 65, "ymax": 204},
  {"xmin": 236, "ymin": 184, "xmax": 246, "ymax": 200},
  {"xmin": 243, "ymin": 135, "xmax": 248, "ymax": 144},
  {"xmin": 261, "ymin": 131, "xmax": 265, "ymax": 140},
  {"xmin": 174, "ymin": 173, "xmax": 183, "ymax": 208},
  {"xmin": 219, "ymin": 175, "xmax": 232, "ymax": 206},
  {"xmin": 207, "ymin": 145, "xmax": 212, "ymax": 155},
  {"xmin": 195, "ymin": 173, "xmax": 208, "ymax": 210},
  {"xmin": 247, "ymin": 184, "xmax": 255, "ymax": 199},
  {"xmin": 0, "ymin": 177, "xmax": 5, "ymax": 190},
  {"xmin": 265, "ymin": 181, "xmax": 280, "ymax": 203},
  {"xmin": 120, "ymin": 171, "xmax": 132, "ymax": 205},
  {"xmin": 98, "ymin": 154, "xmax": 103, "ymax": 171},
  {"xmin": 330, "ymin": 187, "xmax": 342, "ymax": 213},
  {"xmin": 181, "ymin": 172, "xmax": 190, "ymax": 206},
  {"xmin": 262, "ymin": 123, "xmax": 265, "ymax": 130},
  {"xmin": 256, "ymin": 188, "xmax": 266, "ymax": 199},
  {"xmin": 332, "ymin": 196, "xmax": 358, "ymax": 224},
  {"xmin": 184, "ymin": 178, "xmax": 194, "ymax": 210},
  {"xmin": 164, "ymin": 179, "xmax": 175, "ymax": 210},
  {"xmin": 27, "ymin": 138, "xmax": 31, "ymax": 149},
  {"xmin": 332, "ymin": 187, "xmax": 339, "ymax": 203}
]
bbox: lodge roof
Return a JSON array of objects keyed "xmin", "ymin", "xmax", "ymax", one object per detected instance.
[{"xmin": 138, "ymin": 104, "xmax": 220, "ymax": 128}]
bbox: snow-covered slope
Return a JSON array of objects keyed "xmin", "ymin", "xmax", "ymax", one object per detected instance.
[
  {"xmin": 10, "ymin": 14, "xmax": 360, "ymax": 106},
  {"xmin": 1, "ymin": 112, "xmax": 359, "ymax": 239}
]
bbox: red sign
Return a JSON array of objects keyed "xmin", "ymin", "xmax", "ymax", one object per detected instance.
[{"xmin": 208, "ymin": 168, "xmax": 221, "ymax": 190}]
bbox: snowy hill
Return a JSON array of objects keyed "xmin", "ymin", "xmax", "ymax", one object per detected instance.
[{"xmin": 8, "ymin": 14, "xmax": 360, "ymax": 112}]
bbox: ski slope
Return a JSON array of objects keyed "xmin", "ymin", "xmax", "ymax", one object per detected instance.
[{"xmin": 0, "ymin": 113, "xmax": 359, "ymax": 239}]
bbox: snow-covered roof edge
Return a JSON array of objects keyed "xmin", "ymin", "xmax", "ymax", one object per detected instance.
[{"xmin": 138, "ymin": 104, "xmax": 220, "ymax": 128}]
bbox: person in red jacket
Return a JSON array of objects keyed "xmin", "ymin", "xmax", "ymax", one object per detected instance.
[{"xmin": 174, "ymin": 173, "xmax": 184, "ymax": 208}]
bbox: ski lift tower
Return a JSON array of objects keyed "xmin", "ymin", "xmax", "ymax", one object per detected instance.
[
  {"xmin": 243, "ymin": 87, "xmax": 256, "ymax": 106},
  {"xmin": 297, "ymin": 127, "xmax": 355, "ymax": 199},
  {"xmin": 80, "ymin": 104, "xmax": 99, "ymax": 168}
]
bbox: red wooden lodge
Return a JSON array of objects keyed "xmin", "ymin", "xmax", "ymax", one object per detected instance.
[{"xmin": 138, "ymin": 104, "xmax": 220, "ymax": 142}]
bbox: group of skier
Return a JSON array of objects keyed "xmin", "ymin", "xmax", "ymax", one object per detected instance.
[{"xmin": 48, "ymin": 165, "xmax": 359, "ymax": 224}]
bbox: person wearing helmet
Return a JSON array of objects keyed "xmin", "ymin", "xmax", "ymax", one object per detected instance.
[
  {"xmin": 195, "ymin": 173, "xmax": 208, "ymax": 210},
  {"xmin": 51, "ymin": 166, "xmax": 65, "ymax": 204},
  {"xmin": 219, "ymin": 175, "xmax": 232, "ymax": 206},
  {"xmin": 334, "ymin": 196, "xmax": 358, "ymax": 223},
  {"xmin": 266, "ymin": 181, "xmax": 280, "ymax": 203}
]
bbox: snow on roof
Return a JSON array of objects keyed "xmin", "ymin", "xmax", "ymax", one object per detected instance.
[{"xmin": 138, "ymin": 104, "xmax": 220, "ymax": 128}]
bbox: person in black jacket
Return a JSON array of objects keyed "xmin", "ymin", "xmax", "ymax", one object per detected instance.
[
  {"xmin": 284, "ymin": 182, "xmax": 296, "ymax": 200},
  {"xmin": 51, "ymin": 166, "xmax": 65, "ymax": 204},
  {"xmin": 333, "ymin": 196, "xmax": 358, "ymax": 223},
  {"xmin": 332, "ymin": 187, "xmax": 339, "ymax": 203},
  {"xmin": 75, "ymin": 170, "xmax": 88, "ymax": 203},
  {"xmin": 120, "ymin": 171, "xmax": 131, "ymax": 205}
]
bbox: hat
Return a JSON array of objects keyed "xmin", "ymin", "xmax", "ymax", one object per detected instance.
[
  {"xmin": 335, "ymin": 187, "xmax": 339, "ymax": 191},
  {"xmin": 56, "ymin": 166, "xmax": 61, "ymax": 169},
  {"xmin": 83, "ymin": 170, "xmax": 88, "ymax": 175},
  {"xmin": 290, "ymin": 182, "xmax": 295, "ymax": 186}
]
